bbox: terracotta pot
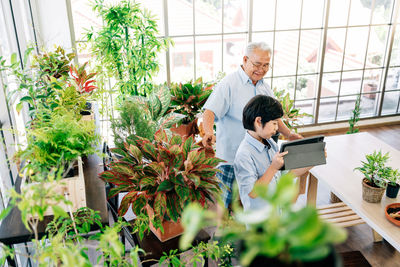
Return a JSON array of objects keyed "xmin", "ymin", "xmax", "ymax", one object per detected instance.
[
  {"xmin": 146, "ymin": 206, "xmax": 184, "ymax": 242},
  {"xmin": 170, "ymin": 118, "xmax": 199, "ymax": 140},
  {"xmin": 361, "ymin": 178, "xmax": 385, "ymax": 203},
  {"xmin": 385, "ymin": 203, "xmax": 400, "ymax": 227}
]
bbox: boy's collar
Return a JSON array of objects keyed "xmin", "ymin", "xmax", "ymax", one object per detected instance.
[{"xmin": 245, "ymin": 131, "xmax": 271, "ymax": 152}]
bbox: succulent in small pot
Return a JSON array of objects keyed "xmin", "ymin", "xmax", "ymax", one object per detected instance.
[
  {"xmin": 354, "ymin": 151, "xmax": 390, "ymax": 203},
  {"xmin": 385, "ymin": 168, "xmax": 400, "ymax": 198},
  {"xmin": 100, "ymin": 129, "xmax": 224, "ymax": 241}
]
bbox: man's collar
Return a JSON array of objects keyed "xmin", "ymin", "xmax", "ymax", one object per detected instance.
[
  {"xmin": 245, "ymin": 131, "xmax": 270, "ymax": 152},
  {"xmin": 238, "ymin": 66, "xmax": 264, "ymax": 86}
]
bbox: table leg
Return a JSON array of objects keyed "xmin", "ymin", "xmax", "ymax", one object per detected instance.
[
  {"xmin": 372, "ymin": 229, "xmax": 383, "ymax": 242},
  {"xmin": 298, "ymin": 171, "xmax": 308, "ymax": 195},
  {"xmin": 307, "ymin": 173, "xmax": 318, "ymax": 206}
]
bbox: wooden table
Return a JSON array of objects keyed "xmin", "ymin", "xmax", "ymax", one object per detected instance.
[{"xmin": 306, "ymin": 132, "xmax": 400, "ymax": 251}]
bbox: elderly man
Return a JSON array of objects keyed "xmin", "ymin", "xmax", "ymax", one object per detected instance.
[{"xmin": 202, "ymin": 42, "xmax": 302, "ymax": 208}]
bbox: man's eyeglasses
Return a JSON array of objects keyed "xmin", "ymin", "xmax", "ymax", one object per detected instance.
[{"xmin": 246, "ymin": 57, "xmax": 272, "ymax": 70}]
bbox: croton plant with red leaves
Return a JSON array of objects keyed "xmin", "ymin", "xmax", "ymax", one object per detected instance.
[
  {"xmin": 100, "ymin": 129, "xmax": 224, "ymax": 228},
  {"xmin": 69, "ymin": 62, "xmax": 97, "ymax": 94}
]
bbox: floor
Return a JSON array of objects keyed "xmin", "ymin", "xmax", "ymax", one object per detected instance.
[{"xmin": 299, "ymin": 124, "xmax": 400, "ymax": 267}]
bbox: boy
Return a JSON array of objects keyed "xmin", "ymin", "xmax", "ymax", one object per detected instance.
[{"xmin": 234, "ymin": 95, "xmax": 311, "ymax": 211}]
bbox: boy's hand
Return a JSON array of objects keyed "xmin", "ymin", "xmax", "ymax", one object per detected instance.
[{"xmin": 271, "ymin": 151, "xmax": 288, "ymax": 170}]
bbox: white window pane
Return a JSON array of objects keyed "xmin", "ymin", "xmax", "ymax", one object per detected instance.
[
  {"xmin": 361, "ymin": 69, "xmax": 382, "ymax": 97},
  {"xmin": 296, "ymin": 74, "xmax": 318, "ymax": 100},
  {"xmin": 366, "ymin": 26, "xmax": 389, "ymax": 68},
  {"xmin": 360, "ymin": 93, "xmax": 380, "ymax": 117},
  {"xmin": 337, "ymin": 95, "xmax": 358, "ymax": 120},
  {"xmin": 252, "ymin": 32, "xmax": 274, "ymax": 78},
  {"xmin": 323, "ymin": 28, "xmax": 346, "ymax": 72},
  {"xmin": 168, "ymin": 0, "xmax": 193, "ymax": 36},
  {"xmin": 328, "ymin": 0, "xmax": 350, "ymax": 28},
  {"xmin": 295, "ymin": 99, "xmax": 314, "ymax": 124},
  {"xmin": 386, "ymin": 67, "xmax": 400, "ymax": 90},
  {"xmin": 272, "ymin": 76, "xmax": 295, "ymax": 98},
  {"xmin": 275, "ymin": 0, "xmax": 301, "ymax": 30},
  {"xmin": 321, "ymin": 72, "xmax": 341, "ymax": 97},
  {"xmin": 298, "ymin": 30, "xmax": 322, "ymax": 74},
  {"xmin": 343, "ymin": 27, "xmax": 369, "ymax": 71},
  {"xmin": 223, "ymin": 33, "xmax": 246, "ymax": 74},
  {"xmin": 382, "ymin": 90, "xmax": 400, "ymax": 114},
  {"xmin": 372, "ymin": 0, "xmax": 394, "ymax": 24},
  {"xmin": 252, "ymin": 0, "xmax": 275, "ymax": 31},
  {"xmin": 153, "ymin": 51, "xmax": 167, "ymax": 84},
  {"xmin": 224, "ymin": 0, "xmax": 248, "ymax": 33},
  {"xmin": 389, "ymin": 27, "xmax": 400, "ymax": 67},
  {"xmin": 195, "ymin": 35, "xmax": 222, "ymax": 82},
  {"xmin": 318, "ymin": 97, "xmax": 338, "ymax": 122},
  {"xmin": 273, "ymin": 31, "xmax": 299, "ymax": 76},
  {"xmin": 170, "ymin": 36, "xmax": 194, "ymax": 82},
  {"xmin": 301, "ymin": 0, "xmax": 325, "ymax": 29},
  {"xmin": 71, "ymin": 0, "xmax": 102, "ymax": 41},
  {"xmin": 340, "ymin": 70, "xmax": 363, "ymax": 95},
  {"xmin": 195, "ymin": 0, "xmax": 222, "ymax": 34},
  {"xmin": 348, "ymin": 0, "xmax": 373, "ymax": 26}
]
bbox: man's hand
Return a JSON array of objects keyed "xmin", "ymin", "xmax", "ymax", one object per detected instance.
[
  {"xmin": 288, "ymin": 132, "xmax": 303, "ymax": 141},
  {"xmin": 271, "ymin": 151, "xmax": 288, "ymax": 170},
  {"xmin": 201, "ymin": 133, "xmax": 216, "ymax": 148}
]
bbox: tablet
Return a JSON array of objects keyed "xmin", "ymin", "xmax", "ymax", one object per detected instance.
[{"xmin": 279, "ymin": 135, "xmax": 326, "ymax": 170}]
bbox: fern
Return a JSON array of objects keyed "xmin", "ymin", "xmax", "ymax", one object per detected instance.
[{"xmin": 347, "ymin": 95, "xmax": 361, "ymax": 134}]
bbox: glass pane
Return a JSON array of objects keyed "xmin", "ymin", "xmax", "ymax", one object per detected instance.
[
  {"xmin": 340, "ymin": 70, "xmax": 363, "ymax": 95},
  {"xmin": 272, "ymin": 76, "xmax": 295, "ymax": 98},
  {"xmin": 168, "ymin": 0, "xmax": 193, "ymax": 36},
  {"xmin": 348, "ymin": 0, "xmax": 372, "ymax": 26},
  {"xmin": 294, "ymin": 99, "xmax": 314, "ymax": 124},
  {"xmin": 386, "ymin": 67, "xmax": 400, "ymax": 90},
  {"xmin": 252, "ymin": 32, "xmax": 274, "ymax": 78},
  {"xmin": 328, "ymin": 0, "xmax": 350, "ymax": 27},
  {"xmin": 195, "ymin": 0, "xmax": 222, "ymax": 34},
  {"xmin": 372, "ymin": 0, "xmax": 394, "ymax": 24},
  {"xmin": 136, "ymin": 0, "xmax": 165, "ymax": 36},
  {"xmin": 153, "ymin": 51, "xmax": 167, "ymax": 85},
  {"xmin": 361, "ymin": 69, "xmax": 382, "ymax": 97},
  {"xmin": 366, "ymin": 26, "xmax": 389, "ymax": 68},
  {"xmin": 71, "ymin": 0, "xmax": 102, "ymax": 41},
  {"xmin": 170, "ymin": 37, "xmax": 194, "ymax": 82},
  {"xmin": 273, "ymin": 31, "xmax": 299, "ymax": 76},
  {"xmin": 195, "ymin": 35, "xmax": 222, "ymax": 82},
  {"xmin": 318, "ymin": 97, "xmax": 338, "ymax": 122},
  {"xmin": 223, "ymin": 33, "xmax": 247, "ymax": 74},
  {"xmin": 389, "ymin": 27, "xmax": 400, "ymax": 67},
  {"xmin": 298, "ymin": 30, "xmax": 322, "ymax": 74},
  {"xmin": 252, "ymin": 0, "xmax": 275, "ymax": 31},
  {"xmin": 223, "ymin": 0, "xmax": 248, "ymax": 33},
  {"xmin": 343, "ymin": 27, "xmax": 369, "ymax": 71},
  {"xmin": 295, "ymin": 75, "xmax": 318, "ymax": 100},
  {"xmin": 275, "ymin": 0, "xmax": 301, "ymax": 30},
  {"xmin": 323, "ymin": 28, "xmax": 346, "ymax": 72},
  {"xmin": 301, "ymin": 0, "xmax": 325, "ymax": 29},
  {"xmin": 337, "ymin": 95, "xmax": 358, "ymax": 120},
  {"xmin": 321, "ymin": 72, "xmax": 341, "ymax": 97},
  {"xmin": 360, "ymin": 93, "xmax": 379, "ymax": 117},
  {"xmin": 381, "ymin": 90, "xmax": 400, "ymax": 114}
]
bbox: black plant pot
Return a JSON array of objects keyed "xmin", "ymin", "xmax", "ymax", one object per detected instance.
[{"xmin": 386, "ymin": 184, "xmax": 400, "ymax": 198}]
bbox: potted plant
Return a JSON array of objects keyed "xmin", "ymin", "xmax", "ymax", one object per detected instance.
[
  {"xmin": 385, "ymin": 168, "xmax": 400, "ymax": 198},
  {"xmin": 354, "ymin": 151, "xmax": 391, "ymax": 203},
  {"xmin": 100, "ymin": 129, "xmax": 224, "ymax": 242},
  {"xmin": 168, "ymin": 77, "xmax": 214, "ymax": 139},
  {"xmin": 180, "ymin": 173, "xmax": 347, "ymax": 266}
]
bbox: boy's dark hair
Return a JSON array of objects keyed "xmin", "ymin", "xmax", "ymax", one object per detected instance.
[{"xmin": 242, "ymin": 95, "xmax": 283, "ymax": 131}]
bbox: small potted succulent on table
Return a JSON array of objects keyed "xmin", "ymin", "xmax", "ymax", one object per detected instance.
[
  {"xmin": 100, "ymin": 129, "xmax": 224, "ymax": 242},
  {"xmin": 354, "ymin": 151, "xmax": 391, "ymax": 203},
  {"xmin": 168, "ymin": 77, "xmax": 213, "ymax": 139},
  {"xmin": 385, "ymin": 168, "xmax": 400, "ymax": 198}
]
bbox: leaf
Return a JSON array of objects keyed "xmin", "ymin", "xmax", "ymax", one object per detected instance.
[
  {"xmin": 157, "ymin": 180, "xmax": 174, "ymax": 192},
  {"xmin": 15, "ymin": 102, "xmax": 23, "ymax": 114},
  {"xmin": 175, "ymin": 185, "xmax": 190, "ymax": 201},
  {"xmin": 51, "ymin": 205, "xmax": 69, "ymax": 219},
  {"xmin": 154, "ymin": 192, "xmax": 167, "ymax": 217},
  {"xmin": 10, "ymin": 53, "xmax": 17, "ymax": 65},
  {"xmin": 20, "ymin": 95, "xmax": 33, "ymax": 102},
  {"xmin": 118, "ymin": 191, "xmax": 138, "ymax": 216}
]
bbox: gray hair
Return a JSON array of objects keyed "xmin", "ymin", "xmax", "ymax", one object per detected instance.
[{"xmin": 245, "ymin": 42, "xmax": 271, "ymax": 57}]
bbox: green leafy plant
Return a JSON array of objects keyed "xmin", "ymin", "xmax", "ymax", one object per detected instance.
[
  {"xmin": 180, "ymin": 174, "xmax": 347, "ymax": 266},
  {"xmin": 69, "ymin": 62, "xmax": 98, "ymax": 94},
  {"xmin": 354, "ymin": 150, "xmax": 391, "ymax": 188},
  {"xmin": 347, "ymin": 95, "xmax": 361, "ymax": 134},
  {"xmin": 111, "ymin": 84, "xmax": 184, "ymax": 145},
  {"xmin": 32, "ymin": 46, "xmax": 75, "ymax": 79},
  {"xmin": 87, "ymin": 0, "xmax": 172, "ymax": 98},
  {"xmin": 386, "ymin": 168, "xmax": 400, "ymax": 186},
  {"xmin": 100, "ymin": 129, "xmax": 224, "ymax": 232},
  {"xmin": 169, "ymin": 77, "xmax": 214, "ymax": 124},
  {"xmin": 15, "ymin": 110, "xmax": 98, "ymax": 178},
  {"xmin": 273, "ymin": 88, "xmax": 312, "ymax": 132}
]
